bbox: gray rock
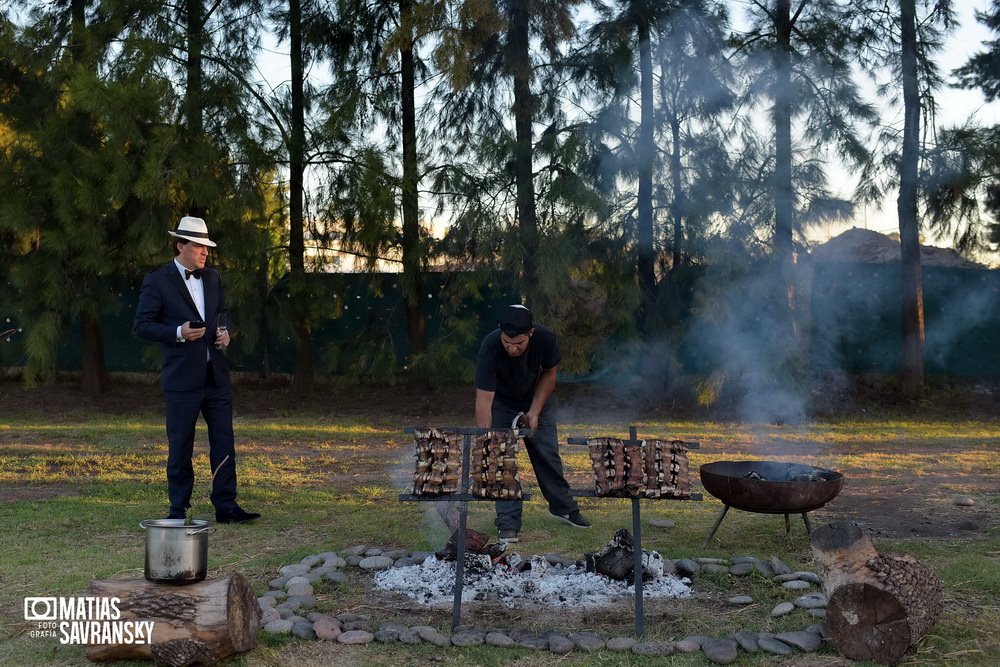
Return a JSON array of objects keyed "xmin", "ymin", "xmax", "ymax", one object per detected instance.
[
  {"xmin": 730, "ymin": 630, "xmax": 759, "ymax": 651},
  {"xmin": 336, "ymin": 612, "xmax": 368, "ymax": 623},
  {"xmin": 286, "ymin": 594, "xmax": 316, "ymax": 609},
  {"xmin": 416, "ymin": 626, "xmax": 451, "ymax": 647},
  {"xmin": 771, "ymin": 601, "xmax": 796, "ymax": 616},
  {"xmin": 275, "ymin": 604, "xmax": 297, "ymax": 619},
  {"xmin": 261, "ymin": 589, "xmax": 286, "ymax": 600},
  {"xmin": 323, "ymin": 555, "xmax": 347, "ymax": 568},
  {"xmin": 393, "ymin": 557, "xmax": 418, "ymax": 567},
  {"xmin": 257, "ymin": 596, "xmax": 277, "ymax": 609},
  {"xmin": 731, "ymin": 556, "xmax": 756, "ymax": 563},
  {"xmin": 291, "ymin": 620, "xmax": 316, "ymax": 640},
  {"xmin": 729, "ymin": 562, "xmax": 754, "ymax": 576},
  {"xmin": 648, "ymin": 518, "xmax": 676, "ymax": 529},
  {"xmin": 782, "ymin": 580, "xmax": 812, "ymax": 590},
  {"xmin": 316, "ymin": 551, "xmax": 340, "ymax": 560},
  {"xmin": 954, "ymin": 496, "xmax": 975, "ymax": 506},
  {"xmin": 342, "ymin": 619, "xmax": 372, "ymax": 632},
  {"xmin": 809, "ymin": 609, "xmax": 827, "ymax": 618},
  {"xmin": 674, "ymin": 558, "xmax": 700, "ymax": 577},
  {"xmin": 451, "ymin": 630, "xmax": 485, "ymax": 647},
  {"xmin": 363, "ymin": 547, "xmax": 383, "ymax": 556},
  {"xmin": 674, "ymin": 639, "xmax": 702, "ymax": 653},
  {"xmin": 410, "ymin": 551, "xmax": 434, "ymax": 562},
  {"xmin": 605, "ymin": 636, "xmax": 638, "ymax": 651},
  {"xmin": 681, "ymin": 634, "xmax": 711, "ymax": 648},
  {"xmin": 769, "ymin": 555, "xmax": 792, "ymax": 575},
  {"xmin": 568, "ymin": 632, "xmax": 606, "ymax": 652},
  {"xmin": 485, "ymin": 631, "xmax": 515, "ymax": 647},
  {"xmin": 773, "ymin": 573, "xmax": 800, "ymax": 583},
  {"xmin": 302, "ymin": 571, "xmax": 324, "ymax": 583},
  {"xmin": 702, "ymin": 638, "xmax": 739, "ymax": 664},
  {"xmin": 776, "ymin": 630, "xmax": 822, "ymax": 652},
  {"xmin": 286, "ymin": 583, "xmax": 314, "ymax": 597},
  {"xmin": 548, "ymin": 634, "xmax": 575, "ymax": 654},
  {"xmin": 300, "ymin": 555, "xmax": 322, "ymax": 567},
  {"xmin": 806, "ymin": 622, "xmax": 830, "ymax": 641},
  {"xmin": 337, "ymin": 630, "xmax": 374, "ymax": 645},
  {"xmin": 324, "ymin": 571, "xmax": 349, "ymax": 584},
  {"xmin": 702, "ymin": 563, "xmax": 729, "ymax": 574},
  {"xmin": 796, "ymin": 571, "xmax": 822, "ymax": 584},
  {"xmin": 263, "ymin": 619, "xmax": 293, "ymax": 635},
  {"xmin": 516, "ymin": 636, "xmax": 549, "ymax": 649},
  {"xmin": 661, "ymin": 559, "xmax": 678, "ymax": 575},
  {"xmin": 373, "ymin": 628, "xmax": 400, "ymax": 643},
  {"xmin": 752, "ymin": 559, "xmax": 775, "ymax": 577},
  {"xmin": 268, "ymin": 577, "xmax": 289, "ymax": 589},
  {"xmin": 258, "ymin": 608, "xmax": 280, "ymax": 625},
  {"xmin": 758, "ymin": 636, "xmax": 795, "ymax": 655},
  {"xmin": 631, "ymin": 641, "xmax": 674, "ymax": 657},
  {"xmin": 358, "ymin": 555, "xmax": 395, "ymax": 570},
  {"xmin": 695, "ymin": 557, "xmax": 729, "ymax": 565},
  {"xmin": 278, "ymin": 563, "xmax": 311, "ymax": 577},
  {"xmin": 727, "ymin": 595, "xmax": 754, "ymax": 605},
  {"xmin": 345, "ymin": 555, "xmax": 364, "ymax": 566},
  {"xmin": 794, "ymin": 592, "xmax": 828, "ymax": 609},
  {"xmin": 382, "ymin": 549, "xmax": 409, "ymax": 560},
  {"xmin": 398, "ymin": 628, "xmax": 422, "ymax": 644}
]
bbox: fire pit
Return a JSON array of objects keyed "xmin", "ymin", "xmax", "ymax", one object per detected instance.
[{"xmin": 699, "ymin": 460, "xmax": 844, "ymax": 547}]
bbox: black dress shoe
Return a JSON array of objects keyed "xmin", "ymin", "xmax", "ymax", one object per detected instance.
[{"xmin": 215, "ymin": 507, "xmax": 261, "ymax": 524}]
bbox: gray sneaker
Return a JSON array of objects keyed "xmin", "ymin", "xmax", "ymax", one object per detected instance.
[
  {"xmin": 498, "ymin": 529, "xmax": 519, "ymax": 543},
  {"xmin": 550, "ymin": 510, "xmax": 592, "ymax": 528}
]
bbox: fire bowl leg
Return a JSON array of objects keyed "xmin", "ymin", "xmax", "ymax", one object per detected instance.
[{"xmin": 701, "ymin": 504, "xmax": 731, "ymax": 549}]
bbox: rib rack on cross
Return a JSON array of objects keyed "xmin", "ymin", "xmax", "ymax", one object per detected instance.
[{"xmin": 587, "ymin": 437, "xmax": 691, "ymax": 498}]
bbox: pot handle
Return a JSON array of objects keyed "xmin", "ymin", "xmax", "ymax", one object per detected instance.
[{"xmin": 186, "ymin": 526, "xmax": 215, "ymax": 535}]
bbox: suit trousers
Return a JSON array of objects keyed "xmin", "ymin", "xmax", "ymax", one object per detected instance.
[
  {"xmin": 490, "ymin": 399, "xmax": 579, "ymax": 532},
  {"xmin": 164, "ymin": 370, "xmax": 238, "ymax": 515}
]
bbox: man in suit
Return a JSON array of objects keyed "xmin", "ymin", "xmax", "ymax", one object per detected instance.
[{"xmin": 134, "ymin": 216, "xmax": 260, "ymax": 524}]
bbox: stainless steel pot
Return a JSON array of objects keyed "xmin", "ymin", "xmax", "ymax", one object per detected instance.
[{"xmin": 140, "ymin": 518, "xmax": 212, "ymax": 584}]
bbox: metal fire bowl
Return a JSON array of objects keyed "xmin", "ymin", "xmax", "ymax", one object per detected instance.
[{"xmin": 699, "ymin": 460, "xmax": 844, "ymax": 514}]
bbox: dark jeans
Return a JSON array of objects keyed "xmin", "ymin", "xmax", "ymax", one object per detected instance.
[
  {"xmin": 490, "ymin": 399, "xmax": 578, "ymax": 532},
  {"xmin": 164, "ymin": 380, "xmax": 238, "ymax": 515}
]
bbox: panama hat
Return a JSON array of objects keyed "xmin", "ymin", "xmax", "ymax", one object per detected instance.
[{"xmin": 168, "ymin": 216, "xmax": 217, "ymax": 247}]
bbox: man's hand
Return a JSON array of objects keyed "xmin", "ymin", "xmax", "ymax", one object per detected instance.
[
  {"xmin": 214, "ymin": 329, "xmax": 230, "ymax": 348},
  {"xmin": 182, "ymin": 321, "xmax": 206, "ymax": 341},
  {"xmin": 522, "ymin": 410, "xmax": 540, "ymax": 435}
]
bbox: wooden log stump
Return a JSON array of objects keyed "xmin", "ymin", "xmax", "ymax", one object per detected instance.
[
  {"xmin": 811, "ymin": 521, "xmax": 943, "ymax": 665},
  {"xmin": 84, "ymin": 573, "xmax": 261, "ymax": 666}
]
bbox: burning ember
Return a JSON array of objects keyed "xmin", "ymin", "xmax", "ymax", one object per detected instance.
[
  {"xmin": 742, "ymin": 464, "xmax": 834, "ymax": 483},
  {"xmin": 372, "ymin": 531, "xmax": 692, "ymax": 609}
]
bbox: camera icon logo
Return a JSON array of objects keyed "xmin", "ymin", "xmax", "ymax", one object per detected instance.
[{"xmin": 24, "ymin": 597, "xmax": 58, "ymax": 621}]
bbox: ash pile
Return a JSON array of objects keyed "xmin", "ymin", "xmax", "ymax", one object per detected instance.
[{"xmin": 372, "ymin": 529, "xmax": 691, "ymax": 609}]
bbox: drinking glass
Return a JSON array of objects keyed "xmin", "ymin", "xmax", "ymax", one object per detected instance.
[{"xmin": 215, "ymin": 313, "xmax": 228, "ymax": 350}]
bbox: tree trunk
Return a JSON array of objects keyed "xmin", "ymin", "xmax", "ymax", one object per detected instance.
[
  {"xmin": 898, "ymin": 0, "xmax": 925, "ymax": 397},
  {"xmin": 84, "ymin": 573, "xmax": 261, "ymax": 666},
  {"xmin": 79, "ymin": 310, "xmax": 109, "ymax": 394},
  {"xmin": 288, "ymin": 0, "xmax": 313, "ymax": 395},
  {"xmin": 810, "ymin": 521, "xmax": 943, "ymax": 665},
  {"xmin": 637, "ymin": 21, "xmax": 656, "ymax": 336},
  {"xmin": 509, "ymin": 0, "xmax": 540, "ymax": 305},
  {"xmin": 400, "ymin": 0, "xmax": 428, "ymax": 390}
]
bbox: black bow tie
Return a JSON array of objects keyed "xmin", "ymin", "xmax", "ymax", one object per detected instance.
[{"xmin": 185, "ymin": 269, "xmax": 203, "ymax": 280}]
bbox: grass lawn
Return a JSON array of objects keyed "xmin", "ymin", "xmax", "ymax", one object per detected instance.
[{"xmin": 0, "ymin": 379, "xmax": 997, "ymax": 666}]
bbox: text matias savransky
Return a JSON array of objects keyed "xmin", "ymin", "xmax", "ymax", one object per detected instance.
[{"xmin": 24, "ymin": 596, "xmax": 155, "ymax": 645}]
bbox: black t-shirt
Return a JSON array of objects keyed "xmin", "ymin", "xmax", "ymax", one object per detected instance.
[{"xmin": 474, "ymin": 324, "xmax": 561, "ymax": 407}]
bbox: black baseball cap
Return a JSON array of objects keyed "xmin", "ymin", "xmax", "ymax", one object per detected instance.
[{"xmin": 499, "ymin": 304, "xmax": 533, "ymax": 336}]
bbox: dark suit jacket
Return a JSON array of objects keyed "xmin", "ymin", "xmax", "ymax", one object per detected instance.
[{"xmin": 133, "ymin": 263, "xmax": 231, "ymax": 391}]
